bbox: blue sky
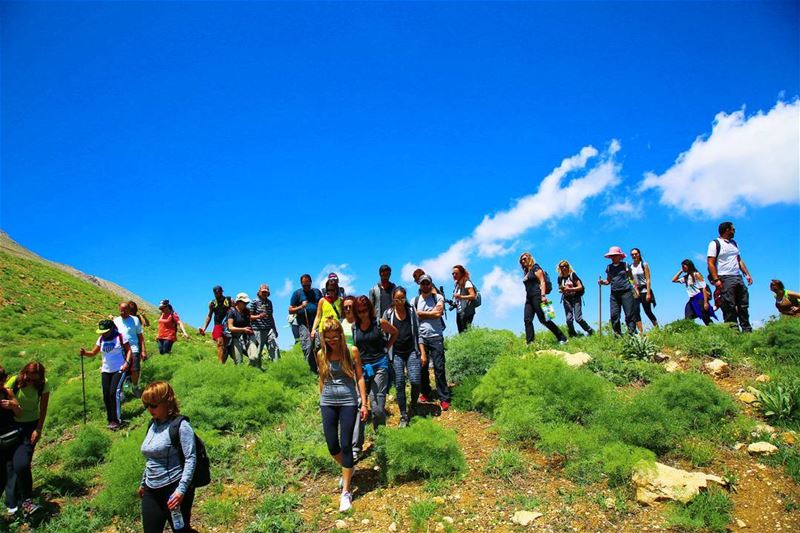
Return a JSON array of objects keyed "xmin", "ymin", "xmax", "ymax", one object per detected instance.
[{"xmin": 2, "ymin": 1, "xmax": 798, "ymax": 348}]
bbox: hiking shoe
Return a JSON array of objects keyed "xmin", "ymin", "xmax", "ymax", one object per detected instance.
[
  {"xmin": 399, "ymin": 416, "xmax": 409, "ymax": 428},
  {"xmin": 339, "ymin": 491, "xmax": 352, "ymax": 512},
  {"xmin": 107, "ymin": 421, "xmax": 121, "ymax": 431},
  {"xmin": 418, "ymin": 394, "xmax": 430, "ymax": 403},
  {"xmin": 558, "ymin": 339, "xmax": 568, "ymax": 345},
  {"xmin": 440, "ymin": 401, "xmax": 450, "ymax": 411},
  {"xmin": 21, "ymin": 499, "xmax": 40, "ymax": 516},
  {"xmin": 6, "ymin": 506, "xmax": 18, "ymax": 517}
]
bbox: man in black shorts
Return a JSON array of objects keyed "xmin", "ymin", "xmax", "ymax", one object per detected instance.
[{"xmin": 199, "ymin": 285, "xmax": 232, "ymax": 362}]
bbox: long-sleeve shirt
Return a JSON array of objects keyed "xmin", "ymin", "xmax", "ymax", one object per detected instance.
[{"xmin": 140, "ymin": 417, "xmax": 196, "ymax": 495}]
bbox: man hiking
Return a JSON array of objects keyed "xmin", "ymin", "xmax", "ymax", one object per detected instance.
[
  {"xmin": 250, "ymin": 284, "xmax": 280, "ymax": 362},
  {"xmin": 199, "ymin": 285, "xmax": 233, "ymax": 362},
  {"xmin": 114, "ymin": 302, "xmax": 146, "ymax": 396},
  {"xmin": 369, "ymin": 264, "xmax": 396, "ymax": 318},
  {"xmin": 414, "ymin": 274, "xmax": 451, "ymax": 411},
  {"xmin": 289, "ymin": 274, "xmax": 323, "ymax": 373},
  {"xmin": 707, "ymin": 222, "xmax": 753, "ymax": 332}
]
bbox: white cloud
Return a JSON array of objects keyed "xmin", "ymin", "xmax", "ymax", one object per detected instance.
[
  {"xmin": 316, "ymin": 263, "xmax": 357, "ymax": 295},
  {"xmin": 640, "ymin": 99, "xmax": 800, "ymax": 217},
  {"xmin": 401, "ymin": 239, "xmax": 472, "ymax": 283},
  {"xmin": 481, "ymin": 266, "xmax": 525, "ymax": 319},
  {"xmin": 277, "ymin": 278, "xmax": 293, "ymax": 297},
  {"xmin": 601, "ymin": 199, "xmax": 643, "ymax": 218}
]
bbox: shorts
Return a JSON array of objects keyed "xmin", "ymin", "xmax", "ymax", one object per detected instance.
[
  {"xmin": 131, "ymin": 350, "xmax": 142, "ymax": 372},
  {"xmin": 212, "ymin": 324, "xmax": 225, "ymax": 340}
]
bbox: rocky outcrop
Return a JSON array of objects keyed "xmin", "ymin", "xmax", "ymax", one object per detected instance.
[
  {"xmin": 535, "ymin": 350, "xmax": 592, "ymax": 367},
  {"xmin": 632, "ymin": 461, "xmax": 727, "ymax": 505}
]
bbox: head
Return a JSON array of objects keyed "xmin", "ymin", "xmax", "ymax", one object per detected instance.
[
  {"xmin": 379, "ymin": 265, "xmax": 392, "ymax": 282},
  {"xmin": 213, "ymin": 285, "xmax": 224, "ymax": 299},
  {"xmin": 392, "ymin": 286, "xmax": 408, "ymax": 309},
  {"xmin": 127, "ymin": 301, "xmax": 139, "ymax": 315},
  {"xmin": 519, "ymin": 252, "xmax": 533, "ymax": 271},
  {"xmin": 118, "ymin": 302, "xmax": 130, "ymax": 318},
  {"xmin": 18, "ymin": 362, "xmax": 46, "ymax": 392},
  {"xmin": 316, "ymin": 318, "xmax": 354, "ymax": 390},
  {"xmin": 327, "ymin": 273, "xmax": 340, "ymax": 289},
  {"xmin": 452, "ymin": 265, "xmax": 469, "ymax": 284},
  {"xmin": 258, "ymin": 284, "xmax": 270, "ymax": 299},
  {"xmin": 418, "ymin": 274, "xmax": 433, "ymax": 295},
  {"xmin": 412, "ymin": 268, "xmax": 426, "ymax": 283},
  {"xmin": 342, "ymin": 295, "xmax": 357, "ymax": 321},
  {"xmin": 770, "ymin": 279, "xmax": 785, "ymax": 295},
  {"xmin": 234, "ymin": 292, "xmax": 250, "ymax": 310},
  {"xmin": 141, "ymin": 381, "xmax": 180, "ymax": 420},
  {"xmin": 354, "ymin": 295, "xmax": 375, "ymax": 327},
  {"xmin": 324, "ymin": 278, "xmax": 339, "ymax": 299},
  {"xmin": 718, "ymin": 221, "xmax": 735, "ymax": 239},
  {"xmin": 681, "ymin": 259, "xmax": 698, "ymax": 275},
  {"xmin": 630, "ymin": 248, "xmax": 642, "ymax": 263},
  {"xmin": 159, "ymin": 299, "xmax": 173, "ymax": 314},
  {"xmin": 300, "ymin": 274, "xmax": 312, "ymax": 291},
  {"xmin": 557, "ymin": 260, "xmax": 573, "ymax": 277},
  {"xmin": 96, "ymin": 319, "xmax": 117, "ymax": 339}
]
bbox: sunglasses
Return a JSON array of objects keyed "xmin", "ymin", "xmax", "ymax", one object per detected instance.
[
  {"xmin": 420, "ymin": 281, "xmax": 431, "ymax": 285},
  {"xmin": 343, "ymin": 305, "xmax": 353, "ymax": 310},
  {"xmin": 143, "ymin": 402, "xmax": 160, "ymax": 409},
  {"xmin": 394, "ymin": 297, "xmax": 406, "ymax": 302}
]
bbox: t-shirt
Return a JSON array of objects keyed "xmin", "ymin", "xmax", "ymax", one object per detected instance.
[
  {"xmin": 606, "ymin": 261, "xmax": 631, "ymax": 292},
  {"xmin": 6, "ymin": 375, "xmax": 50, "ymax": 423},
  {"xmin": 114, "ymin": 315, "xmax": 142, "ymax": 353},
  {"xmin": 393, "ymin": 312, "xmax": 414, "ymax": 355},
  {"xmin": 523, "ymin": 265, "xmax": 544, "ymax": 298},
  {"xmin": 342, "ymin": 319, "xmax": 355, "ymax": 347},
  {"xmin": 290, "ymin": 288, "xmax": 323, "ymax": 327},
  {"xmin": 0, "ymin": 388, "xmax": 16, "ymax": 431},
  {"xmin": 96, "ymin": 333, "xmax": 126, "ymax": 373},
  {"xmin": 353, "ymin": 319, "xmax": 386, "ymax": 364},
  {"xmin": 707, "ymin": 238, "xmax": 741, "ymax": 277},
  {"xmin": 226, "ymin": 307, "xmax": 252, "ymax": 338},
  {"xmin": 683, "ymin": 274, "xmax": 706, "ymax": 298},
  {"xmin": 454, "ymin": 280, "xmax": 475, "ymax": 315},
  {"xmin": 415, "ymin": 293, "xmax": 445, "ymax": 339},
  {"xmin": 370, "ymin": 282, "xmax": 396, "ymax": 318},
  {"xmin": 209, "ymin": 297, "xmax": 232, "ymax": 325},
  {"xmin": 157, "ymin": 312, "xmax": 181, "ymax": 342},
  {"xmin": 558, "ymin": 272, "xmax": 581, "ymax": 301},
  {"xmin": 249, "ymin": 298, "xmax": 277, "ymax": 332}
]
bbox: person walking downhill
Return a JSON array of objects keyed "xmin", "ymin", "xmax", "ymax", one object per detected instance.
[
  {"xmin": 770, "ymin": 280, "xmax": 800, "ymax": 318},
  {"xmin": 353, "ymin": 297, "xmax": 398, "ymax": 453},
  {"xmin": 227, "ymin": 293, "xmax": 259, "ymax": 367},
  {"xmin": 415, "ymin": 275, "xmax": 453, "ymax": 410},
  {"xmin": 250, "ymin": 284, "xmax": 280, "ymax": 362},
  {"xmin": 556, "ymin": 260, "xmax": 594, "ymax": 337},
  {"xmin": 598, "ymin": 246, "xmax": 639, "ymax": 336},
  {"xmin": 311, "ymin": 278, "xmax": 345, "ymax": 347},
  {"xmin": 630, "ymin": 248, "xmax": 658, "ymax": 332},
  {"xmin": 114, "ymin": 302, "xmax": 147, "ymax": 397},
  {"xmin": 199, "ymin": 286, "xmax": 232, "ymax": 363},
  {"xmin": 156, "ymin": 300, "xmax": 189, "ymax": 355},
  {"xmin": 673, "ymin": 259, "xmax": 717, "ymax": 325},
  {"xmin": 4, "ymin": 363, "xmax": 49, "ymax": 517},
  {"xmin": 452, "ymin": 265, "xmax": 477, "ymax": 333},
  {"xmin": 288, "ymin": 275, "xmax": 323, "ymax": 373},
  {"xmin": 520, "ymin": 252, "xmax": 568, "ymax": 344},
  {"xmin": 707, "ymin": 222, "xmax": 753, "ymax": 332},
  {"xmin": 383, "ymin": 287, "xmax": 425, "ymax": 427},
  {"xmin": 0, "ymin": 366, "xmax": 23, "ymax": 517},
  {"xmin": 79, "ymin": 320, "xmax": 133, "ymax": 430},
  {"xmin": 341, "ymin": 296, "xmax": 358, "ymax": 348},
  {"xmin": 369, "ymin": 265, "xmax": 397, "ymax": 319},
  {"xmin": 316, "ymin": 318, "xmax": 368, "ymax": 513}
]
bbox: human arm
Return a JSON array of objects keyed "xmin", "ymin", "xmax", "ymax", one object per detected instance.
[
  {"xmin": 199, "ymin": 304, "xmax": 213, "ymax": 335},
  {"xmin": 31, "ymin": 391, "xmax": 50, "ymax": 445},
  {"xmin": 454, "ymin": 283, "xmax": 476, "ymax": 301},
  {"xmin": 738, "ymin": 257, "xmax": 752, "ymax": 285},
  {"xmin": 534, "ymin": 269, "xmax": 548, "ymax": 301},
  {"xmin": 177, "ymin": 317, "xmax": 188, "ymax": 338},
  {"xmin": 249, "ymin": 301, "xmax": 265, "ymax": 320},
  {"xmin": 707, "ymin": 252, "xmax": 722, "ymax": 289},
  {"xmin": 79, "ymin": 345, "xmax": 102, "ymax": 357},
  {"xmin": 644, "ymin": 263, "xmax": 653, "ymax": 301},
  {"xmin": 169, "ymin": 419, "xmax": 197, "ymax": 509},
  {"xmin": 379, "ymin": 318, "xmax": 399, "ymax": 350},
  {"xmin": 310, "ymin": 301, "xmax": 324, "ymax": 340},
  {"xmin": 416, "ymin": 295, "xmax": 444, "ymax": 319},
  {"xmin": 228, "ymin": 314, "xmax": 253, "ymax": 335},
  {"xmin": 352, "ymin": 348, "xmax": 369, "ymax": 421},
  {"xmin": 137, "ymin": 330, "xmax": 147, "ymax": 360},
  {"xmin": 0, "ymin": 388, "xmax": 23, "ymax": 417},
  {"xmin": 672, "ymin": 270, "xmax": 685, "ymax": 283}
]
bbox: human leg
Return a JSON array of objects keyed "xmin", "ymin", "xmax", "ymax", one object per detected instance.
[
  {"xmin": 732, "ymin": 278, "xmax": 752, "ymax": 332},
  {"xmin": 141, "ymin": 484, "xmax": 170, "ymax": 533},
  {"xmin": 392, "ymin": 354, "xmax": 409, "ymax": 418},
  {"xmin": 101, "ymin": 372, "xmax": 115, "ymax": 423},
  {"xmin": 299, "ymin": 325, "xmax": 317, "ymax": 373},
  {"xmin": 425, "ymin": 338, "xmax": 450, "ymax": 402},
  {"xmin": 267, "ymin": 329, "xmax": 280, "ymax": 361},
  {"xmin": 563, "ymin": 299, "xmax": 577, "ymax": 336},
  {"xmin": 253, "ymin": 329, "xmax": 267, "ymax": 363},
  {"xmin": 609, "ymin": 291, "xmax": 623, "ymax": 335},
  {"xmin": 11, "ymin": 423, "xmax": 36, "ymax": 503},
  {"xmin": 111, "ymin": 371, "xmax": 126, "ymax": 424},
  {"xmin": 245, "ymin": 336, "xmax": 261, "ymax": 368},
  {"xmin": 533, "ymin": 300, "xmax": 567, "ymax": 342},
  {"xmin": 719, "ymin": 276, "xmax": 739, "ymax": 328},
  {"xmin": 369, "ymin": 367, "xmax": 389, "ymax": 429},
  {"xmin": 573, "ymin": 299, "xmax": 594, "ymax": 334},
  {"xmin": 523, "ymin": 300, "xmax": 536, "ymax": 343},
  {"xmin": 620, "ymin": 290, "xmax": 638, "ymax": 335},
  {"xmin": 230, "ymin": 337, "xmax": 244, "ymax": 365}
]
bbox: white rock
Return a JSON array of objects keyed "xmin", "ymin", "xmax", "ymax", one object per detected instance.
[
  {"xmin": 361, "ymin": 519, "xmax": 370, "ymax": 525},
  {"xmin": 664, "ymin": 361, "xmax": 681, "ymax": 373},
  {"xmin": 753, "ymin": 423, "xmax": 776, "ymax": 435},
  {"xmin": 443, "ymin": 516, "xmax": 454, "ymax": 524},
  {"xmin": 747, "ymin": 441, "xmax": 779, "ymax": 455},
  {"xmin": 755, "ymin": 374, "xmax": 771, "ymax": 383},
  {"xmin": 734, "ymin": 443, "xmax": 745, "ymax": 451},
  {"xmin": 389, "ymin": 522, "xmax": 397, "ymax": 532},
  {"xmin": 511, "ymin": 510, "xmax": 543, "ymax": 526},
  {"xmin": 704, "ymin": 358, "xmax": 730, "ymax": 377},
  {"xmin": 736, "ymin": 518, "xmax": 747, "ymax": 528},
  {"xmin": 535, "ymin": 349, "xmax": 592, "ymax": 367},
  {"xmin": 632, "ymin": 461, "xmax": 727, "ymax": 505},
  {"xmin": 738, "ymin": 392, "xmax": 758, "ymax": 404},
  {"xmin": 335, "ymin": 519, "xmax": 348, "ymax": 530},
  {"xmin": 435, "ymin": 523, "xmax": 445, "ymax": 532}
]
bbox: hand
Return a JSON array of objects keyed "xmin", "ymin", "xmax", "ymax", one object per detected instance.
[
  {"xmin": 244, "ymin": 327, "xmax": 254, "ymax": 335},
  {"xmin": 141, "ymin": 352, "xmax": 148, "ymax": 361},
  {"xmin": 597, "ymin": 277, "xmax": 604, "ymax": 285},
  {"xmin": 703, "ymin": 302, "xmax": 709, "ymax": 311},
  {"xmin": 646, "ymin": 293, "xmax": 651, "ymax": 302},
  {"xmin": 31, "ymin": 429, "xmax": 41, "ymax": 445},
  {"xmin": 138, "ymin": 486, "xmax": 145, "ymax": 499},
  {"xmin": 360, "ymin": 405, "xmax": 369, "ymax": 422},
  {"xmin": 301, "ymin": 300, "xmax": 308, "ymax": 308},
  {"xmin": 198, "ymin": 328, "xmax": 205, "ymax": 336},
  {"xmin": 0, "ymin": 399, "xmax": 11, "ymax": 409},
  {"xmin": 310, "ymin": 329, "xmax": 317, "ymax": 340},
  {"xmin": 746, "ymin": 275, "xmax": 753, "ymax": 286},
  {"xmin": 167, "ymin": 491, "xmax": 183, "ymax": 510},
  {"xmin": 715, "ymin": 280, "xmax": 723, "ymax": 289},
  {"xmin": 79, "ymin": 348, "xmax": 87, "ymax": 356},
  {"xmin": 453, "ymin": 293, "xmax": 461, "ymax": 300},
  {"xmin": 420, "ymin": 353, "xmax": 428, "ymax": 367},
  {"xmin": 541, "ymin": 295, "xmax": 548, "ymax": 302}
]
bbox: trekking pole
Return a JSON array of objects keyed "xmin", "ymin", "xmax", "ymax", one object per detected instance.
[
  {"xmin": 598, "ymin": 278, "xmax": 603, "ymax": 336},
  {"xmin": 80, "ymin": 352, "xmax": 87, "ymax": 424}
]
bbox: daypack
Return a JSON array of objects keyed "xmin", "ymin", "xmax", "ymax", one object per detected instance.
[
  {"xmin": 534, "ymin": 264, "xmax": 553, "ymax": 295},
  {"xmin": 560, "ymin": 272, "xmax": 585, "ymax": 299},
  {"xmin": 151, "ymin": 415, "xmax": 211, "ymax": 488}
]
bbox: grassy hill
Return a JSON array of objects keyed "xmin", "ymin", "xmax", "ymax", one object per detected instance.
[{"xmin": 1, "ymin": 243, "xmax": 799, "ymax": 532}]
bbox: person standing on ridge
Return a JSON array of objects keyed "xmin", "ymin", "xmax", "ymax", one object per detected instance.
[
  {"xmin": 414, "ymin": 274, "xmax": 452, "ymax": 411},
  {"xmin": 672, "ymin": 259, "xmax": 716, "ymax": 325},
  {"xmin": 598, "ymin": 246, "xmax": 639, "ymax": 336},
  {"xmin": 629, "ymin": 248, "xmax": 658, "ymax": 332},
  {"xmin": 289, "ymin": 274, "xmax": 323, "ymax": 373},
  {"xmin": 451, "ymin": 265, "xmax": 477, "ymax": 333},
  {"xmin": 199, "ymin": 286, "xmax": 232, "ymax": 363},
  {"xmin": 556, "ymin": 260, "xmax": 594, "ymax": 337},
  {"xmin": 369, "ymin": 265, "xmax": 396, "ymax": 318},
  {"xmin": 156, "ymin": 300, "xmax": 189, "ymax": 355},
  {"xmin": 384, "ymin": 286, "xmax": 425, "ymax": 426},
  {"xmin": 520, "ymin": 252, "xmax": 568, "ymax": 344},
  {"xmin": 114, "ymin": 302, "xmax": 147, "ymax": 396},
  {"xmin": 707, "ymin": 222, "xmax": 753, "ymax": 332},
  {"xmin": 769, "ymin": 280, "xmax": 800, "ymax": 318},
  {"xmin": 250, "ymin": 284, "xmax": 280, "ymax": 362}
]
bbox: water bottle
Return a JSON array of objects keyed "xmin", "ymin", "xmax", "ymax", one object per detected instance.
[
  {"xmin": 171, "ymin": 508, "xmax": 184, "ymax": 530},
  {"xmin": 542, "ymin": 299, "xmax": 556, "ymax": 321}
]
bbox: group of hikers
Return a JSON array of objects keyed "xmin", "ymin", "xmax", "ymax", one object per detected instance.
[{"xmin": 2, "ymin": 220, "xmax": 799, "ymax": 527}]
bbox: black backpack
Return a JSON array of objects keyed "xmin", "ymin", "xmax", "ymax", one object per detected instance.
[
  {"xmin": 152, "ymin": 415, "xmax": 211, "ymax": 488},
  {"xmin": 534, "ymin": 264, "xmax": 553, "ymax": 295}
]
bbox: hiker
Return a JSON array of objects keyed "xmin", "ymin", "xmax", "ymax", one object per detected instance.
[
  {"xmin": 0, "ymin": 366, "xmax": 23, "ymax": 516},
  {"xmin": 770, "ymin": 280, "xmax": 800, "ymax": 318},
  {"xmin": 316, "ymin": 318, "xmax": 368, "ymax": 513},
  {"xmin": 250, "ymin": 284, "xmax": 280, "ymax": 362},
  {"xmin": 384, "ymin": 287, "xmax": 425, "ymax": 427},
  {"xmin": 311, "ymin": 278, "xmax": 345, "ymax": 345},
  {"xmin": 341, "ymin": 296, "xmax": 357, "ymax": 348},
  {"xmin": 557, "ymin": 260, "xmax": 594, "ymax": 337},
  {"xmin": 4, "ymin": 362, "xmax": 49, "ymax": 517},
  {"xmin": 451, "ymin": 265, "xmax": 477, "ymax": 333},
  {"xmin": 707, "ymin": 222, "xmax": 753, "ymax": 332},
  {"xmin": 412, "ymin": 268, "xmax": 440, "ymax": 295},
  {"xmin": 288, "ymin": 274, "xmax": 323, "ymax": 373},
  {"xmin": 325, "ymin": 272, "xmax": 347, "ymax": 299},
  {"xmin": 156, "ymin": 300, "xmax": 188, "ymax": 355},
  {"xmin": 79, "ymin": 320, "xmax": 132, "ymax": 429},
  {"xmin": 128, "ymin": 300, "xmax": 150, "ymax": 328},
  {"xmin": 415, "ymin": 274, "xmax": 452, "ymax": 411},
  {"xmin": 353, "ymin": 296, "xmax": 398, "ymax": 448},
  {"xmin": 598, "ymin": 246, "xmax": 639, "ymax": 336},
  {"xmin": 115, "ymin": 301, "xmax": 146, "ymax": 397},
  {"xmin": 227, "ymin": 293, "xmax": 259, "ymax": 367},
  {"xmin": 520, "ymin": 252, "xmax": 568, "ymax": 344},
  {"xmin": 672, "ymin": 259, "xmax": 717, "ymax": 325},
  {"xmin": 369, "ymin": 265, "xmax": 397, "ymax": 318},
  {"xmin": 199, "ymin": 286, "xmax": 233, "ymax": 363},
  {"xmin": 288, "ymin": 314, "xmax": 301, "ymax": 344},
  {"xmin": 630, "ymin": 248, "xmax": 658, "ymax": 332},
  {"xmin": 139, "ymin": 381, "xmax": 197, "ymax": 533}
]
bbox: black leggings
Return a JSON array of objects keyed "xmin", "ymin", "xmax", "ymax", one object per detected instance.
[
  {"xmin": 4, "ymin": 421, "xmax": 37, "ymax": 508},
  {"xmin": 524, "ymin": 296, "xmax": 567, "ymax": 343},
  {"xmin": 320, "ymin": 405, "xmax": 358, "ymax": 468},
  {"xmin": 101, "ymin": 371, "xmax": 127, "ymax": 423},
  {"xmin": 142, "ymin": 480, "xmax": 195, "ymax": 533},
  {"xmin": 456, "ymin": 312, "xmax": 474, "ymax": 334},
  {"xmin": 637, "ymin": 289, "xmax": 658, "ymax": 326}
]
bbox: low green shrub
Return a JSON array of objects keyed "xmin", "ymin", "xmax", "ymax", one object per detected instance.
[
  {"xmin": 665, "ymin": 486, "xmax": 733, "ymax": 532},
  {"xmin": 445, "ymin": 327, "xmax": 525, "ymax": 384},
  {"xmin": 39, "ymin": 467, "xmax": 94, "ymax": 497},
  {"xmin": 93, "ymin": 429, "xmax": 146, "ymax": 520},
  {"xmin": 755, "ymin": 381, "xmax": 800, "ymax": 422},
  {"xmin": 746, "ymin": 317, "xmax": 800, "ymax": 365},
  {"xmin": 652, "ymin": 322, "xmax": 737, "ymax": 360},
  {"xmin": 622, "ymin": 334, "xmax": 659, "ymax": 361},
  {"xmin": 201, "ymin": 497, "xmax": 237, "ymax": 527},
  {"xmin": 266, "ymin": 352, "xmax": 315, "ymax": 389},
  {"xmin": 600, "ymin": 442, "xmax": 656, "ymax": 487},
  {"xmin": 244, "ymin": 492, "xmax": 303, "ymax": 533},
  {"xmin": 676, "ymin": 437, "xmax": 716, "ymax": 467},
  {"xmin": 484, "ymin": 447, "xmax": 526, "ymax": 481},
  {"xmin": 495, "ymin": 401, "xmax": 543, "ymax": 444},
  {"xmin": 63, "ymin": 425, "xmax": 112, "ymax": 468},
  {"xmin": 587, "ymin": 353, "xmax": 665, "ymax": 385},
  {"xmin": 46, "ymin": 376, "xmax": 105, "ymax": 431},
  {"xmin": 375, "ymin": 418, "xmax": 465, "ymax": 483},
  {"xmin": 450, "ymin": 375, "xmax": 481, "ymax": 411},
  {"xmin": 645, "ymin": 372, "xmax": 737, "ymax": 431},
  {"xmin": 40, "ymin": 502, "xmax": 107, "ymax": 533},
  {"xmin": 408, "ymin": 500, "xmax": 439, "ymax": 533}
]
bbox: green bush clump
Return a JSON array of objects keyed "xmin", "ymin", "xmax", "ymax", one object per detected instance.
[
  {"xmin": 375, "ymin": 418, "xmax": 465, "ymax": 483},
  {"xmin": 170, "ymin": 361, "xmax": 300, "ymax": 431},
  {"xmin": 47, "ymin": 376, "xmax": 105, "ymax": 431},
  {"xmin": 450, "ymin": 375, "xmax": 481, "ymax": 411},
  {"xmin": 594, "ymin": 394, "xmax": 683, "ymax": 454},
  {"xmin": 63, "ymin": 425, "xmax": 112, "ymax": 468},
  {"xmin": 622, "ymin": 334, "xmax": 659, "ymax": 360},
  {"xmin": 244, "ymin": 492, "xmax": 303, "ymax": 533},
  {"xmin": 495, "ymin": 402, "xmax": 543, "ymax": 444},
  {"xmin": 484, "ymin": 447, "xmax": 526, "ymax": 481},
  {"xmin": 40, "ymin": 502, "xmax": 107, "ymax": 533},
  {"xmin": 408, "ymin": 499, "xmax": 439, "ymax": 533},
  {"xmin": 652, "ymin": 322, "xmax": 736, "ymax": 359},
  {"xmin": 93, "ymin": 430, "xmax": 146, "ymax": 520},
  {"xmin": 266, "ymin": 352, "xmax": 315, "ymax": 389},
  {"xmin": 746, "ymin": 317, "xmax": 800, "ymax": 364},
  {"xmin": 445, "ymin": 327, "xmax": 525, "ymax": 384},
  {"xmin": 600, "ymin": 442, "xmax": 656, "ymax": 487},
  {"xmin": 665, "ymin": 486, "xmax": 733, "ymax": 532},
  {"xmin": 587, "ymin": 353, "xmax": 665, "ymax": 385},
  {"xmin": 755, "ymin": 381, "xmax": 800, "ymax": 422},
  {"xmin": 257, "ymin": 411, "xmax": 339, "ymax": 477},
  {"xmin": 645, "ymin": 372, "xmax": 737, "ymax": 431}
]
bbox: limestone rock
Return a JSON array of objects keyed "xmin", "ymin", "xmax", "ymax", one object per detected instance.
[
  {"xmin": 755, "ymin": 374, "xmax": 771, "ymax": 383},
  {"xmin": 747, "ymin": 441, "xmax": 779, "ymax": 455},
  {"xmin": 753, "ymin": 423, "xmax": 776, "ymax": 435},
  {"xmin": 435, "ymin": 523, "xmax": 444, "ymax": 532},
  {"xmin": 335, "ymin": 519, "xmax": 348, "ymax": 530},
  {"xmin": 781, "ymin": 431, "xmax": 797, "ymax": 446},
  {"xmin": 664, "ymin": 361, "xmax": 681, "ymax": 373},
  {"xmin": 535, "ymin": 349, "xmax": 591, "ymax": 367},
  {"xmin": 389, "ymin": 522, "xmax": 397, "ymax": 532},
  {"xmin": 734, "ymin": 443, "xmax": 745, "ymax": 451},
  {"xmin": 511, "ymin": 511, "xmax": 543, "ymax": 526},
  {"xmin": 632, "ymin": 461, "xmax": 727, "ymax": 505},
  {"xmin": 704, "ymin": 358, "xmax": 729, "ymax": 377},
  {"xmin": 736, "ymin": 518, "xmax": 747, "ymax": 528},
  {"xmin": 738, "ymin": 392, "xmax": 758, "ymax": 404},
  {"xmin": 443, "ymin": 517, "xmax": 454, "ymax": 524},
  {"xmin": 432, "ymin": 496, "xmax": 445, "ymax": 505}
]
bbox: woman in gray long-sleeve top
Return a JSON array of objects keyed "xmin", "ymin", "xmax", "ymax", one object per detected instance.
[{"xmin": 138, "ymin": 381, "xmax": 196, "ymax": 533}]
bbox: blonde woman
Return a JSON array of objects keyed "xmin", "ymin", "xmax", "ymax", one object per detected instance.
[
  {"xmin": 556, "ymin": 261, "xmax": 594, "ymax": 337},
  {"xmin": 520, "ymin": 252, "xmax": 567, "ymax": 344},
  {"xmin": 316, "ymin": 318, "xmax": 368, "ymax": 512}
]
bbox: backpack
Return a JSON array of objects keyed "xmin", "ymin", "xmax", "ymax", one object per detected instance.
[
  {"xmin": 154, "ymin": 415, "xmax": 211, "ymax": 488},
  {"xmin": 471, "ymin": 282, "xmax": 482, "ymax": 308},
  {"xmin": 561, "ymin": 272, "xmax": 585, "ymax": 299},
  {"xmin": 534, "ymin": 264, "xmax": 553, "ymax": 295}
]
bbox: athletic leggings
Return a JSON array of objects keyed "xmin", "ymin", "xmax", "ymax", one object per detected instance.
[
  {"xmin": 141, "ymin": 479, "xmax": 195, "ymax": 533},
  {"xmin": 102, "ymin": 371, "xmax": 127, "ymax": 423},
  {"xmin": 392, "ymin": 351, "xmax": 422, "ymax": 417},
  {"xmin": 4, "ymin": 421, "xmax": 38, "ymax": 509},
  {"xmin": 320, "ymin": 405, "xmax": 358, "ymax": 469}
]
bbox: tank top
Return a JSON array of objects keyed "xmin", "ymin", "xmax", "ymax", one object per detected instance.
[
  {"xmin": 319, "ymin": 360, "xmax": 358, "ymax": 406},
  {"xmin": 354, "ymin": 320, "xmax": 386, "ymax": 364},
  {"xmin": 317, "ymin": 298, "xmax": 343, "ymax": 334},
  {"xmin": 630, "ymin": 262, "xmax": 648, "ymax": 289}
]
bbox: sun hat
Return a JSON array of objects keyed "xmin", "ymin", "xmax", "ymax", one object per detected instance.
[
  {"xmin": 96, "ymin": 319, "xmax": 115, "ymax": 334},
  {"xmin": 328, "ymin": 273, "xmax": 339, "ymax": 281},
  {"xmin": 258, "ymin": 284, "xmax": 269, "ymax": 293},
  {"xmin": 159, "ymin": 299, "xmax": 170, "ymax": 308},
  {"xmin": 603, "ymin": 246, "xmax": 626, "ymax": 259},
  {"xmin": 418, "ymin": 274, "xmax": 432, "ymax": 284},
  {"xmin": 235, "ymin": 292, "xmax": 251, "ymax": 304}
]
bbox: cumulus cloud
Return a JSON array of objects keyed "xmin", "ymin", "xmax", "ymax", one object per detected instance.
[
  {"xmin": 640, "ymin": 99, "xmax": 800, "ymax": 217},
  {"xmin": 316, "ymin": 264, "xmax": 357, "ymax": 295},
  {"xmin": 481, "ymin": 266, "xmax": 525, "ymax": 319},
  {"xmin": 601, "ymin": 199, "xmax": 643, "ymax": 218},
  {"xmin": 277, "ymin": 278, "xmax": 293, "ymax": 297}
]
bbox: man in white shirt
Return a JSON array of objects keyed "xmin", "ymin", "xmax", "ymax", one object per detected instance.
[
  {"xmin": 114, "ymin": 301, "xmax": 147, "ymax": 394},
  {"xmin": 707, "ymin": 221, "xmax": 753, "ymax": 332}
]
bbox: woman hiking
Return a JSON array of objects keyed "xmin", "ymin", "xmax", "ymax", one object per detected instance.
[
  {"xmin": 383, "ymin": 287, "xmax": 425, "ymax": 427},
  {"xmin": 156, "ymin": 300, "xmax": 189, "ymax": 354},
  {"xmin": 79, "ymin": 319, "xmax": 133, "ymax": 430},
  {"xmin": 598, "ymin": 246, "xmax": 639, "ymax": 336},
  {"xmin": 311, "ymin": 278, "xmax": 345, "ymax": 345},
  {"xmin": 769, "ymin": 280, "xmax": 800, "ymax": 318},
  {"xmin": 0, "ymin": 366, "xmax": 23, "ymax": 516},
  {"xmin": 227, "ymin": 293, "xmax": 259, "ymax": 367},
  {"xmin": 316, "ymin": 318, "xmax": 368, "ymax": 512},
  {"xmin": 520, "ymin": 252, "xmax": 568, "ymax": 344},
  {"xmin": 672, "ymin": 259, "xmax": 717, "ymax": 325},
  {"xmin": 451, "ymin": 265, "xmax": 477, "ymax": 333},
  {"xmin": 630, "ymin": 248, "xmax": 658, "ymax": 332},
  {"xmin": 556, "ymin": 260, "xmax": 594, "ymax": 337}
]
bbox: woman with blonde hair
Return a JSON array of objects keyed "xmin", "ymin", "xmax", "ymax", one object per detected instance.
[
  {"xmin": 452, "ymin": 265, "xmax": 477, "ymax": 333},
  {"xmin": 316, "ymin": 317, "xmax": 368, "ymax": 512},
  {"xmin": 520, "ymin": 252, "xmax": 567, "ymax": 344},
  {"xmin": 556, "ymin": 260, "xmax": 594, "ymax": 337}
]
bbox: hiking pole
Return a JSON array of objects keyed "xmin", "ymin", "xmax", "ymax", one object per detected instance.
[
  {"xmin": 598, "ymin": 278, "xmax": 603, "ymax": 336},
  {"xmin": 80, "ymin": 352, "xmax": 87, "ymax": 424}
]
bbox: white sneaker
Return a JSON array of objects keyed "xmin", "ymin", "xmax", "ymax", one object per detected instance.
[
  {"xmin": 339, "ymin": 491, "xmax": 352, "ymax": 512},
  {"xmin": 6, "ymin": 506, "xmax": 18, "ymax": 517}
]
